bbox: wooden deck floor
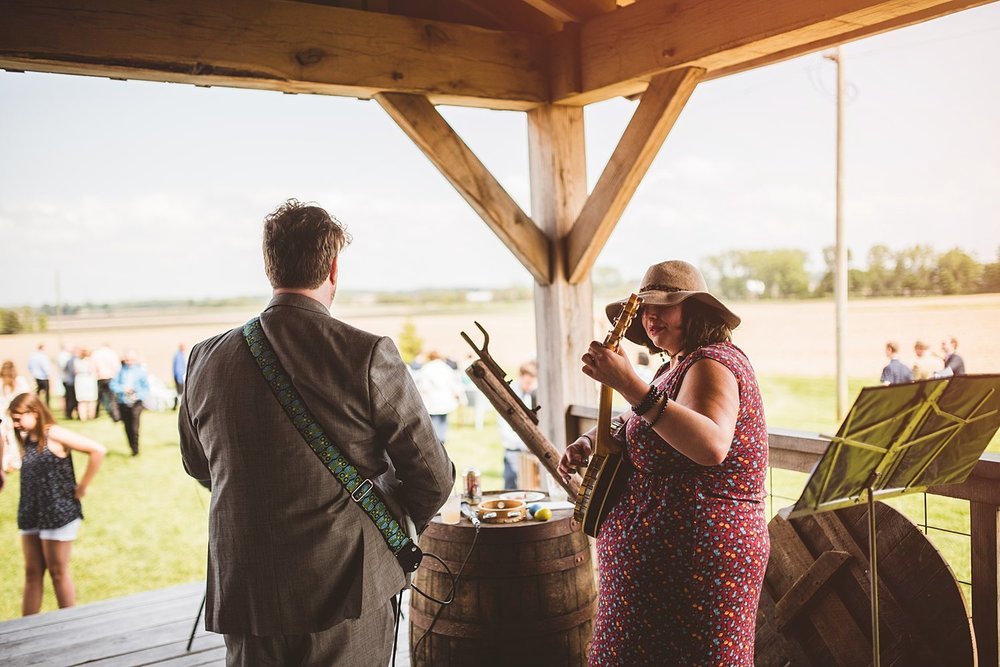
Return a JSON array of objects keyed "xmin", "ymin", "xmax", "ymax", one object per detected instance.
[{"xmin": 0, "ymin": 582, "xmax": 412, "ymax": 666}]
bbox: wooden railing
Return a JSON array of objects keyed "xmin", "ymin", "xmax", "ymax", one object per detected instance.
[{"xmin": 566, "ymin": 406, "xmax": 1000, "ymax": 666}]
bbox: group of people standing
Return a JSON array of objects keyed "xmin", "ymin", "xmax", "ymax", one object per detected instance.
[
  {"xmin": 881, "ymin": 336, "xmax": 966, "ymax": 385},
  {"xmin": 18, "ymin": 344, "xmax": 153, "ymax": 458},
  {"xmin": 27, "ymin": 343, "xmax": 119, "ymax": 421},
  {"xmin": 6, "ymin": 198, "xmax": 771, "ymax": 666}
]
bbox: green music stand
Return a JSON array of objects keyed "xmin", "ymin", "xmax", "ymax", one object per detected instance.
[{"xmin": 787, "ymin": 374, "xmax": 1000, "ymax": 667}]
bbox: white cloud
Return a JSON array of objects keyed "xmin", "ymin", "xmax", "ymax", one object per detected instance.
[{"xmin": 1, "ymin": 5, "xmax": 998, "ymax": 305}]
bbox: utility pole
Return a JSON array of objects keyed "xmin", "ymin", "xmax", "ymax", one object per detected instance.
[
  {"xmin": 824, "ymin": 47, "xmax": 848, "ymax": 421},
  {"xmin": 55, "ymin": 271, "xmax": 63, "ymax": 346}
]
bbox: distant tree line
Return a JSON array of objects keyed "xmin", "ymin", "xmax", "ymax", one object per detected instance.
[
  {"xmin": 6, "ymin": 247, "xmax": 996, "ymax": 335},
  {"xmin": 36, "ymin": 296, "xmax": 267, "ymax": 317},
  {"xmin": 0, "ymin": 308, "xmax": 48, "ymax": 335},
  {"xmin": 700, "ymin": 245, "xmax": 1000, "ymax": 300}
]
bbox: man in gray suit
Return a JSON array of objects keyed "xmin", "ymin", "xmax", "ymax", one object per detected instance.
[{"xmin": 180, "ymin": 200, "xmax": 455, "ymax": 666}]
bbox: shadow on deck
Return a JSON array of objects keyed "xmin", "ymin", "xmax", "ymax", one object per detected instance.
[{"xmin": 0, "ymin": 582, "xmax": 412, "ymax": 666}]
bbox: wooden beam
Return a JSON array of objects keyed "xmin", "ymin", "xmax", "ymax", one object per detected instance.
[
  {"xmin": 552, "ymin": 0, "xmax": 995, "ymax": 104},
  {"xmin": 564, "ymin": 67, "xmax": 703, "ymax": 283},
  {"xmin": 0, "ymin": 0, "xmax": 548, "ymax": 111},
  {"xmin": 773, "ymin": 550, "xmax": 852, "ymax": 630},
  {"xmin": 518, "ymin": 0, "xmax": 617, "ymax": 23},
  {"xmin": 447, "ymin": 0, "xmax": 562, "ymax": 33},
  {"xmin": 527, "ymin": 105, "xmax": 594, "ymax": 484},
  {"xmin": 705, "ymin": 0, "xmax": 994, "ymax": 81},
  {"xmin": 375, "ymin": 92, "xmax": 551, "ymax": 284}
]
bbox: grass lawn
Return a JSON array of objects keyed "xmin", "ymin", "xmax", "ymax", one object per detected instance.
[{"xmin": 1, "ymin": 375, "xmax": 995, "ymax": 620}]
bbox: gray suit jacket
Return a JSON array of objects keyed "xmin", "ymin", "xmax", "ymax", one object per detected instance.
[{"xmin": 179, "ymin": 294, "xmax": 454, "ymax": 636}]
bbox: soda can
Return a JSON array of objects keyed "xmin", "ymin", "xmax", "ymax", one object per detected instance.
[{"xmin": 463, "ymin": 466, "xmax": 482, "ymax": 505}]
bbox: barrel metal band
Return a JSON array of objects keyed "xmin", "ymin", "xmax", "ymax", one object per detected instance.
[
  {"xmin": 409, "ymin": 601, "xmax": 596, "ymax": 639},
  {"xmin": 242, "ymin": 317, "xmax": 410, "ymax": 555},
  {"xmin": 419, "ymin": 547, "xmax": 591, "ymax": 578}
]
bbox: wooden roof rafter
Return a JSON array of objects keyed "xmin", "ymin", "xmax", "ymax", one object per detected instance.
[
  {"xmin": 375, "ymin": 68, "xmax": 705, "ymax": 286},
  {"xmin": 375, "ymin": 92, "xmax": 553, "ymax": 285},
  {"xmin": 518, "ymin": 0, "xmax": 617, "ymax": 24},
  {"xmin": 0, "ymin": 0, "xmax": 550, "ymax": 110},
  {"xmin": 550, "ymin": 0, "xmax": 998, "ymax": 104},
  {"xmin": 564, "ymin": 67, "xmax": 705, "ymax": 284},
  {"xmin": 3, "ymin": 0, "xmax": 993, "ymax": 111}
]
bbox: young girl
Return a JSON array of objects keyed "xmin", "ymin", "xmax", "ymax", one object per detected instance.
[{"xmin": 7, "ymin": 392, "xmax": 106, "ymax": 615}]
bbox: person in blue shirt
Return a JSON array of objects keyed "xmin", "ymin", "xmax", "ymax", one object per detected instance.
[
  {"xmin": 940, "ymin": 336, "xmax": 966, "ymax": 376},
  {"xmin": 26, "ymin": 344, "xmax": 52, "ymax": 408},
  {"xmin": 172, "ymin": 343, "xmax": 187, "ymax": 410},
  {"xmin": 110, "ymin": 350, "xmax": 150, "ymax": 456},
  {"xmin": 880, "ymin": 341, "xmax": 913, "ymax": 386}
]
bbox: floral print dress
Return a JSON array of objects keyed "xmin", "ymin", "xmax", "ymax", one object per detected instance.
[{"xmin": 589, "ymin": 342, "xmax": 769, "ymax": 666}]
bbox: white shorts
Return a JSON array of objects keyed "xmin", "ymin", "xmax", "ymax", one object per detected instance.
[{"xmin": 20, "ymin": 518, "xmax": 82, "ymax": 541}]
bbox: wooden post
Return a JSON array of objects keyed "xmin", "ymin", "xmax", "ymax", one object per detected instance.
[
  {"xmin": 527, "ymin": 105, "xmax": 593, "ymax": 498},
  {"xmin": 971, "ymin": 501, "xmax": 1000, "ymax": 666}
]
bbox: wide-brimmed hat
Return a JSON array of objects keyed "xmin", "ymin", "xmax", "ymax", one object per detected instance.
[{"xmin": 605, "ymin": 260, "xmax": 740, "ymax": 350}]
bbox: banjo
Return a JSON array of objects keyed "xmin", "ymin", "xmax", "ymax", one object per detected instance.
[{"xmin": 573, "ymin": 293, "xmax": 642, "ymax": 538}]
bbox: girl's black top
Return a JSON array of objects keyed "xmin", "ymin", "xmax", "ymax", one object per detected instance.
[{"xmin": 17, "ymin": 435, "xmax": 83, "ymax": 531}]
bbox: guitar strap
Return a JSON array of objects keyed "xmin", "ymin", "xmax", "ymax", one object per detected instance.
[{"xmin": 242, "ymin": 316, "xmax": 423, "ymax": 575}]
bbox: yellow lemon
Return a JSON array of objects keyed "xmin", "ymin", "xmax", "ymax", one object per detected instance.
[{"xmin": 534, "ymin": 507, "xmax": 552, "ymax": 522}]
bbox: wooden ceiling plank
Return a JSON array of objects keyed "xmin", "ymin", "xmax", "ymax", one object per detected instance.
[
  {"xmin": 375, "ymin": 92, "xmax": 552, "ymax": 284},
  {"xmin": 553, "ymin": 0, "xmax": 994, "ymax": 104},
  {"xmin": 520, "ymin": 0, "xmax": 617, "ymax": 23},
  {"xmin": 703, "ymin": 0, "xmax": 990, "ymax": 81},
  {"xmin": 565, "ymin": 67, "xmax": 704, "ymax": 284},
  {"xmin": 0, "ymin": 0, "xmax": 548, "ymax": 111},
  {"xmin": 446, "ymin": 0, "xmax": 562, "ymax": 33}
]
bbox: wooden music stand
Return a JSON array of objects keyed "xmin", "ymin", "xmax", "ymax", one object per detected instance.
[{"xmin": 784, "ymin": 374, "xmax": 1000, "ymax": 667}]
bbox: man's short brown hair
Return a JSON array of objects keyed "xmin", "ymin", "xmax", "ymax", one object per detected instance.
[{"xmin": 263, "ymin": 199, "xmax": 351, "ymax": 289}]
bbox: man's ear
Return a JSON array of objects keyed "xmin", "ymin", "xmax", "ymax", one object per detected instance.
[{"xmin": 329, "ymin": 256, "xmax": 339, "ymax": 286}]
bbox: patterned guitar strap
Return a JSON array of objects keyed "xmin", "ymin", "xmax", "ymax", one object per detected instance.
[{"xmin": 242, "ymin": 316, "xmax": 423, "ymax": 575}]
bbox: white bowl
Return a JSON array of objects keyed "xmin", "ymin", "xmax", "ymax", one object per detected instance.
[{"xmin": 498, "ymin": 491, "xmax": 545, "ymax": 502}]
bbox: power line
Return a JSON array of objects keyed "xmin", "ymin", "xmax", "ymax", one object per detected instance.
[{"xmin": 848, "ymin": 24, "xmax": 1000, "ymax": 60}]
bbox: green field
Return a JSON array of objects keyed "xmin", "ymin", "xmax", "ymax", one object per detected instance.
[{"xmin": 0, "ymin": 375, "xmax": 994, "ymax": 620}]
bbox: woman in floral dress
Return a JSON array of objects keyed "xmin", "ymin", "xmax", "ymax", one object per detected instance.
[{"xmin": 559, "ymin": 260, "xmax": 769, "ymax": 666}]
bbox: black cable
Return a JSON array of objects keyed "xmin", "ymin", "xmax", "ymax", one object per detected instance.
[
  {"xmin": 410, "ymin": 553, "xmax": 458, "ymax": 605},
  {"xmin": 411, "ymin": 522, "xmax": 481, "ymax": 655},
  {"xmin": 390, "ymin": 592, "xmax": 403, "ymax": 666}
]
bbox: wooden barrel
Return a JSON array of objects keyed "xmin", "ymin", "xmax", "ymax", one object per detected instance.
[{"xmin": 409, "ymin": 509, "xmax": 596, "ymax": 666}]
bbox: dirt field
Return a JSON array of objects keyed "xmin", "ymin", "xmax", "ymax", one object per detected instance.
[{"xmin": 1, "ymin": 294, "xmax": 997, "ymax": 385}]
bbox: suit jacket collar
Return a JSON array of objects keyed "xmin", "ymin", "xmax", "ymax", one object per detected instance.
[{"xmin": 264, "ymin": 292, "xmax": 331, "ymax": 317}]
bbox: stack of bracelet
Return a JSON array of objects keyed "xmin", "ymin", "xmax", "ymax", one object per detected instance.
[
  {"xmin": 631, "ymin": 385, "xmax": 663, "ymax": 416},
  {"xmin": 631, "ymin": 384, "xmax": 670, "ymax": 427}
]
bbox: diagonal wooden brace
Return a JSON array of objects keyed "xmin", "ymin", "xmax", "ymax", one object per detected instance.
[{"xmin": 774, "ymin": 549, "xmax": 853, "ymax": 630}]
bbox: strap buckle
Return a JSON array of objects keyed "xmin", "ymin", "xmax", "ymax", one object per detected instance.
[
  {"xmin": 395, "ymin": 541, "xmax": 424, "ymax": 573},
  {"xmin": 351, "ymin": 478, "xmax": 374, "ymax": 502}
]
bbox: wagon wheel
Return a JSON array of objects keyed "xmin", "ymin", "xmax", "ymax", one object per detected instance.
[{"xmin": 755, "ymin": 501, "xmax": 975, "ymax": 666}]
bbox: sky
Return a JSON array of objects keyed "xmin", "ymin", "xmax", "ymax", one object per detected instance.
[{"xmin": 1, "ymin": 5, "xmax": 998, "ymax": 307}]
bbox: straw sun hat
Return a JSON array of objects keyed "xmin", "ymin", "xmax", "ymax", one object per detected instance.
[{"xmin": 604, "ymin": 260, "xmax": 741, "ymax": 351}]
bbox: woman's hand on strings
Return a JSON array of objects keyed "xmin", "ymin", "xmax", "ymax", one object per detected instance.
[{"xmin": 558, "ymin": 435, "xmax": 593, "ymax": 483}]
